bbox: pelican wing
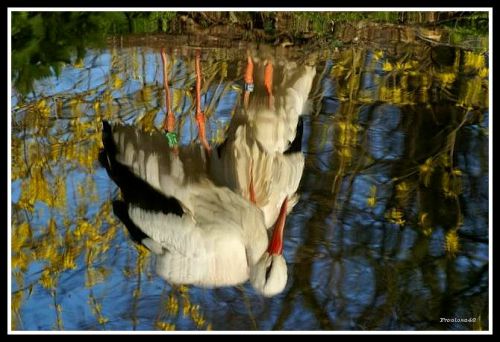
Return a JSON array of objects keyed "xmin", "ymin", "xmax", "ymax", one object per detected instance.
[
  {"xmin": 127, "ymin": 182, "xmax": 269, "ymax": 286},
  {"xmin": 256, "ymin": 151, "xmax": 304, "ymax": 227},
  {"xmin": 210, "ymin": 120, "xmax": 305, "ymax": 228},
  {"xmin": 106, "ymin": 122, "xmax": 208, "ymax": 214},
  {"xmin": 128, "ymin": 205, "xmax": 202, "ymax": 257}
]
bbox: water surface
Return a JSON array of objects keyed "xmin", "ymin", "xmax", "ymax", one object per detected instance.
[{"xmin": 11, "ymin": 38, "xmax": 489, "ymax": 331}]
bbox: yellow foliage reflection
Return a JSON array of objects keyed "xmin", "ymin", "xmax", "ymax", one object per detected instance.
[{"xmin": 10, "ymin": 42, "xmax": 488, "ymax": 330}]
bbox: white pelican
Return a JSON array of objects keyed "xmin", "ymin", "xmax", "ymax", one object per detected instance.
[{"xmin": 100, "ymin": 121, "xmax": 288, "ymax": 297}]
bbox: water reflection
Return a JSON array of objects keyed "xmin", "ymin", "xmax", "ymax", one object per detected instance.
[
  {"xmin": 101, "ymin": 121, "xmax": 284, "ymax": 297},
  {"xmin": 10, "ymin": 40, "xmax": 489, "ymax": 330},
  {"xmin": 98, "ymin": 54, "xmax": 316, "ymax": 298},
  {"xmin": 11, "ymin": 12, "xmax": 124, "ymax": 97}
]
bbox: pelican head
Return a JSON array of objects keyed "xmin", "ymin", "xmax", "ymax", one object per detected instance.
[
  {"xmin": 250, "ymin": 252, "xmax": 287, "ymax": 297},
  {"xmin": 250, "ymin": 197, "xmax": 289, "ymax": 297}
]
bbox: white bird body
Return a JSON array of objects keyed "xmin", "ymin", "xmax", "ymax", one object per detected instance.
[
  {"xmin": 102, "ymin": 122, "xmax": 286, "ymax": 296},
  {"xmin": 210, "ymin": 60, "xmax": 316, "ymax": 227},
  {"xmin": 249, "ymin": 61, "xmax": 316, "ymax": 154},
  {"xmin": 210, "ymin": 124, "xmax": 304, "ymax": 228},
  {"xmin": 100, "ymin": 56, "xmax": 315, "ymax": 296},
  {"xmin": 128, "ymin": 187, "xmax": 266, "ymax": 287}
]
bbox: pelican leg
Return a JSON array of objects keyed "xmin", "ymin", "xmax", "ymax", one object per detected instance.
[
  {"xmin": 161, "ymin": 48, "xmax": 175, "ymax": 133},
  {"xmin": 195, "ymin": 50, "xmax": 211, "ymax": 155},
  {"xmin": 243, "ymin": 54, "xmax": 254, "ymax": 110},
  {"xmin": 264, "ymin": 60, "xmax": 274, "ymax": 110},
  {"xmin": 196, "ymin": 111, "xmax": 211, "ymax": 154},
  {"xmin": 161, "ymin": 48, "xmax": 178, "ymax": 153},
  {"xmin": 163, "ymin": 112, "xmax": 176, "ymax": 135}
]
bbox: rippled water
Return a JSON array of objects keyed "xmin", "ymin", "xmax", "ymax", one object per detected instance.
[{"xmin": 10, "ymin": 39, "xmax": 489, "ymax": 331}]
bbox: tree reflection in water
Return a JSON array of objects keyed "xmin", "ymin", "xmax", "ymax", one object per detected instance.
[{"xmin": 10, "ymin": 40, "xmax": 489, "ymax": 331}]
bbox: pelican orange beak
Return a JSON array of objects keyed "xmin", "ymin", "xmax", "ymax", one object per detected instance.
[{"xmin": 267, "ymin": 197, "xmax": 288, "ymax": 255}]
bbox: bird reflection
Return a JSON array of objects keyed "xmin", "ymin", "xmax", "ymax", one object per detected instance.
[
  {"xmin": 101, "ymin": 122, "xmax": 287, "ymax": 296},
  {"xmin": 211, "ymin": 55, "xmax": 316, "ymax": 228},
  {"xmin": 100, "ymin": 53, "xmax": 316, "ymax": 297}
]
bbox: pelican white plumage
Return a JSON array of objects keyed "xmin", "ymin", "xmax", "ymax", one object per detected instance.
[
  {"xmin": 101, "ymin": 121, "xmax": 288, "ymax": 297},
  {"xmin": 210, "ymin": 56, "xmax": 316, "ymax": 228}
]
